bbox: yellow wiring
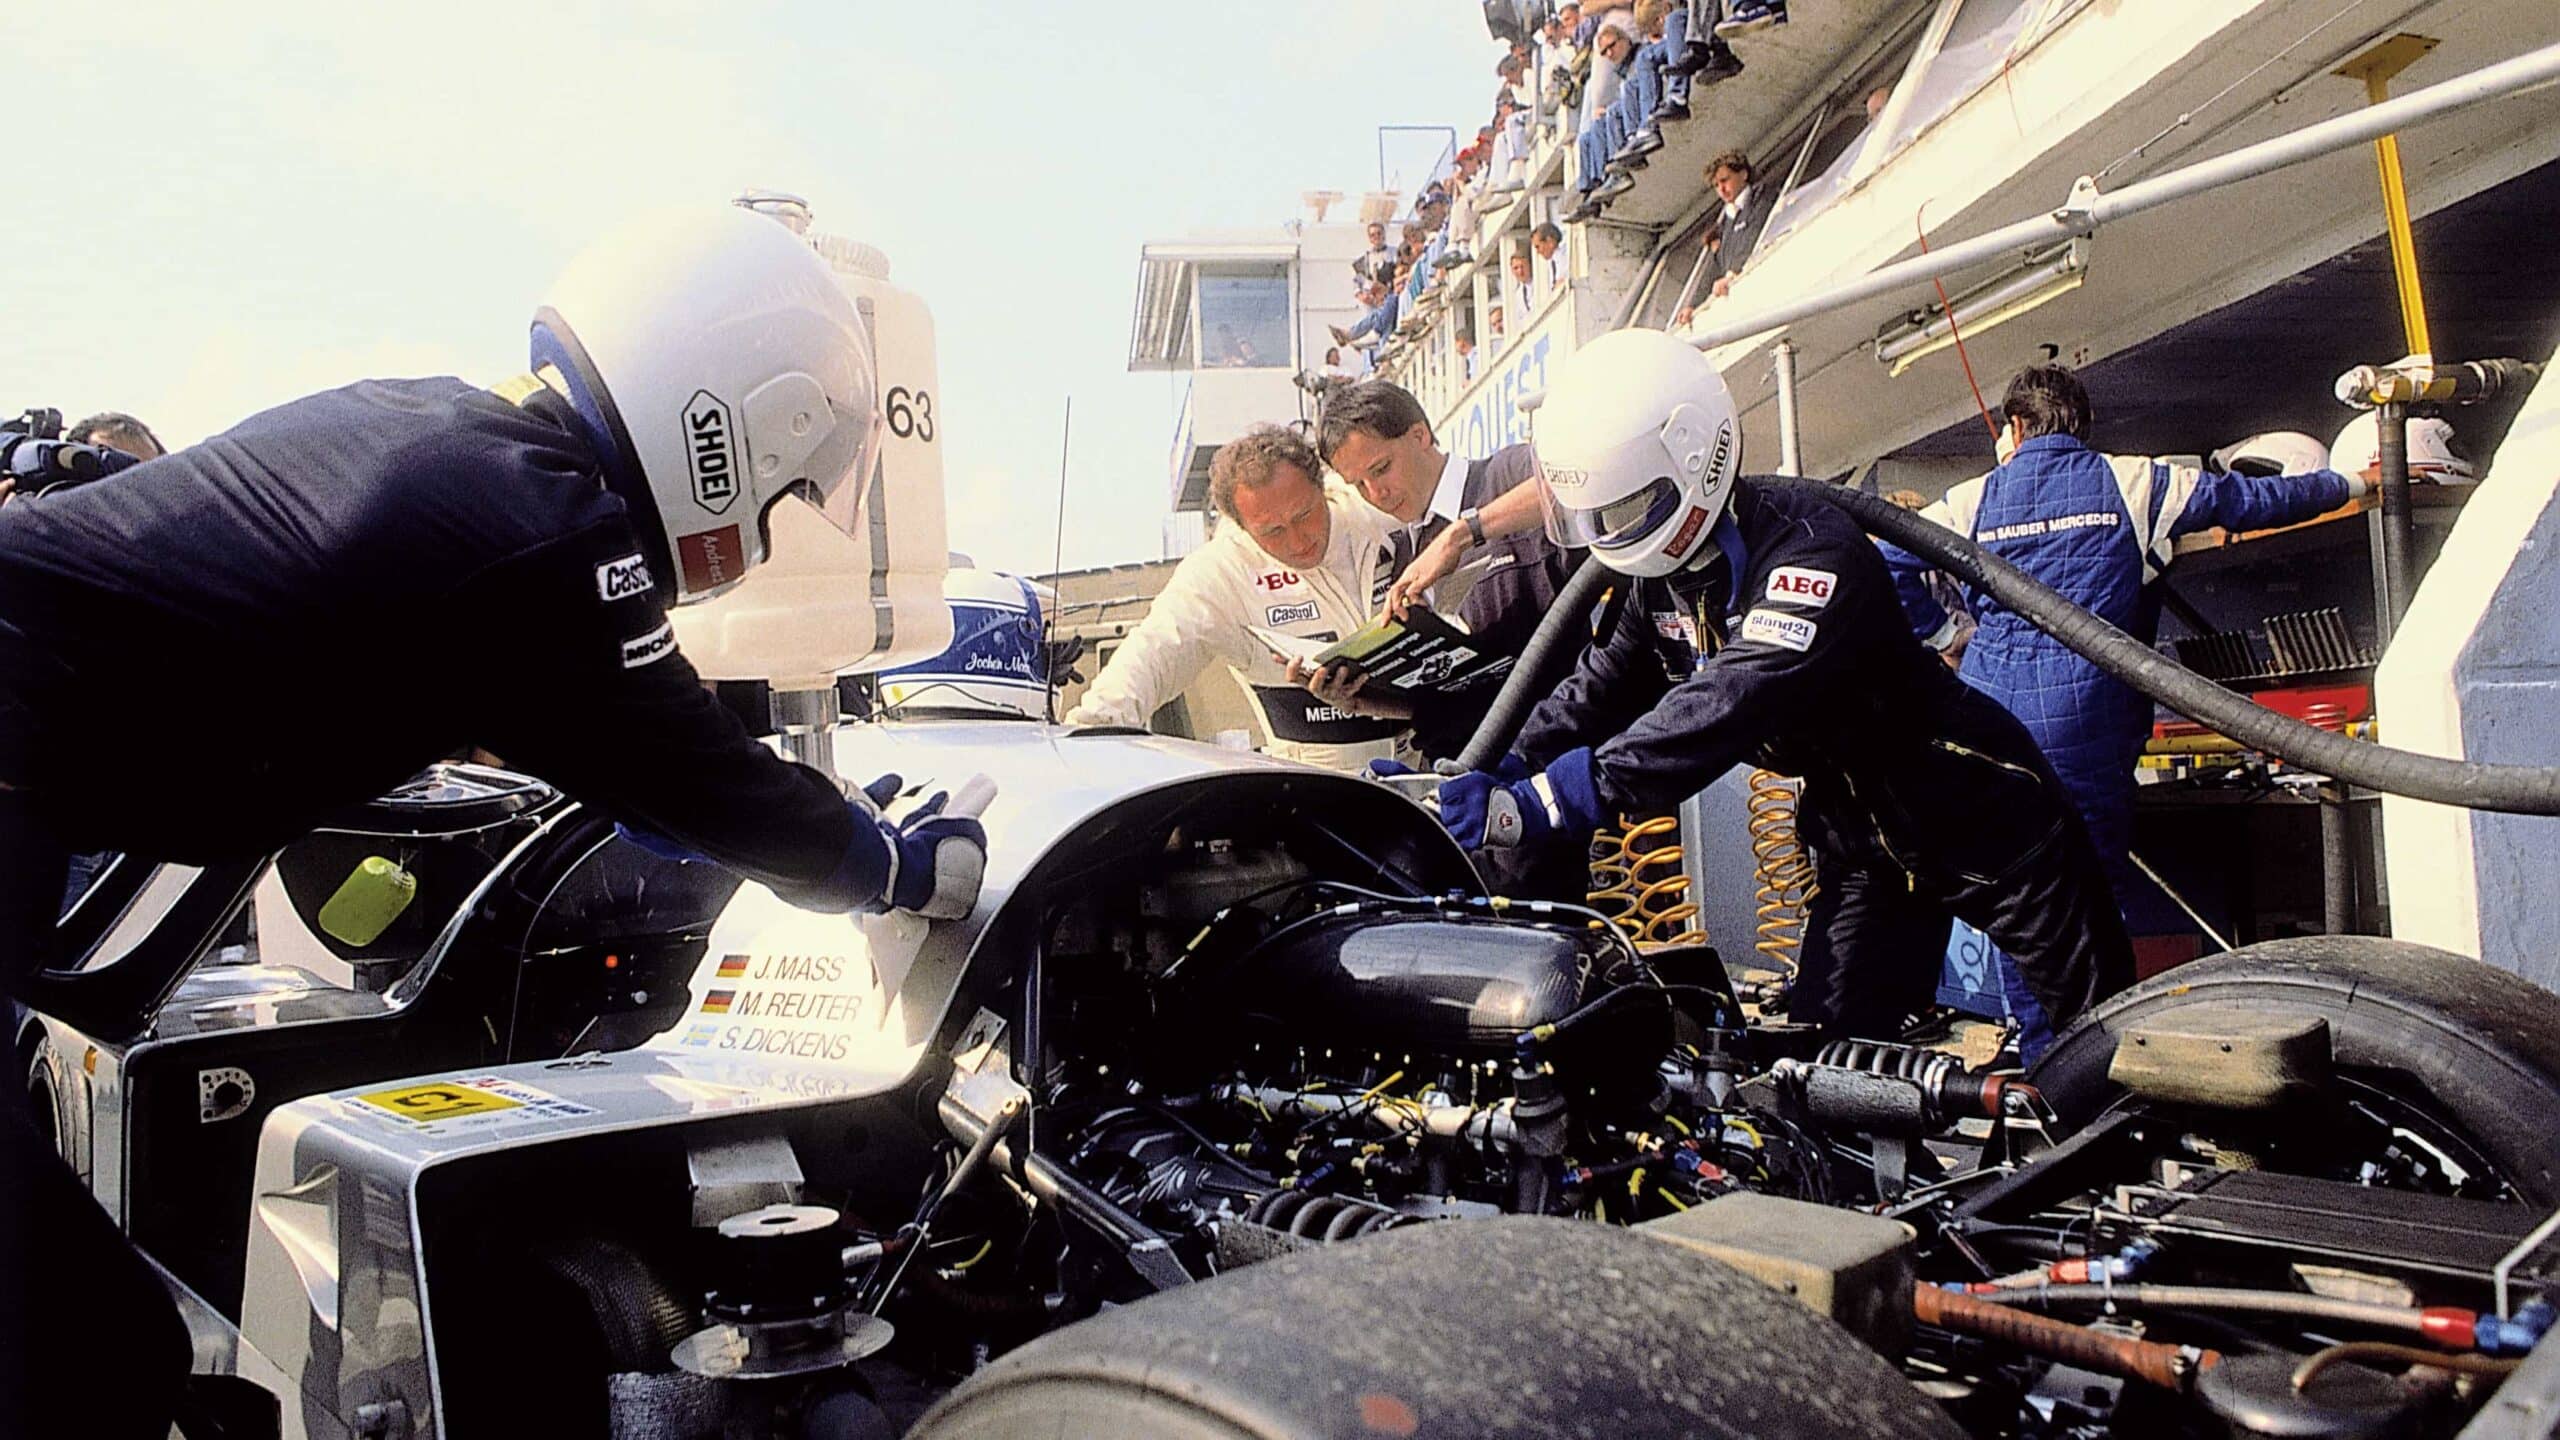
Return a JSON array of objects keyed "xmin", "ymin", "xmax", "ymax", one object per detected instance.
[
  {"xmin": 1657, "ymin": 1188, "xmax": 1692, "ymax": 1212},
  {"xmin": 1748, "ymin": 769, "xmax": 1818, "ymax": 974},
  {"xmin": 1663, "ymin": 1114, "xmax": 1693, "ymax": 1138},
  {"xmin": 1353, "ymin": 1070, "xmax": 1407, "ymax": 1108},
  {"xmin": 1628, "ymin": 1167, "xmax": 1647, "ymax": 1199},
  {"xmin": 1594, "ymin": 1194, "xmax": 1608, "ymax": 1223},
  {"xmin": 1725, "ymin": 1118, "xmax": 1765, "ymax": 1149},
  {"xmin": 950, "ymin": 1238, "xmax": 993, "ymax": 1272}
]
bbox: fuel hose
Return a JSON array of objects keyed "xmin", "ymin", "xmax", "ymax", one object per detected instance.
[
  {"xmin": 1761, "ymin": 477, "xmax": 2560, "ymax": 816},
  {"xmin": 1455, "ymin": 554, "xmax": 1613, "ymax": 774}
]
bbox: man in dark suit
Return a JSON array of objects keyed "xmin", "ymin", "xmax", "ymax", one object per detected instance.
[
  {"xmin": 1310, "ymin": 380, "xmax": 1575, "ymax": 763},
  {"xmin": 1704, "ymin": 148, "xmax": 1772, "ymax": 300}
]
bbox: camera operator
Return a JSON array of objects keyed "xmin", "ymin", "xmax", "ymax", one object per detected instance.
[
  {"xmin": 65, "ymin": 411, "xmax": 165, "ymax": 462},
  {"xmin": 0, "ymin": 408, "xmax": 151, "ymax": 506}
]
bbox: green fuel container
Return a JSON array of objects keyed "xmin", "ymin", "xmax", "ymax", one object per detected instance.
[{"xmin": 316, "ymin": 856, "xmax": 417, "ymax": 948}]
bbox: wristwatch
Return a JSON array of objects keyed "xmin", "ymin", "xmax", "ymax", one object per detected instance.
[{"xmin": 1459, "ymin": 506, "xmax": 1487, "ymax": 548}]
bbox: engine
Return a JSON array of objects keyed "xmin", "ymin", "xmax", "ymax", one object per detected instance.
[{"xmin": 1009, "ymin": 859, "xmax": 1842, "ymax": 1291}]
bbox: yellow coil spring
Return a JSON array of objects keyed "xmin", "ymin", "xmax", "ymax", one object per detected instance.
[
  {"xmin": 1747, "ymin": 769, "xmax": 1817, "ymax": 973},
  {"xmin": 1587, "ymin": 814, "xmax": 1705, "ymax": 947}
]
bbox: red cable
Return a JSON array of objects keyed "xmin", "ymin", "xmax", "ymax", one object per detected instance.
[{"xmin": 1914, "ymin": 201, "xmax": 2002, "ymax": 441}]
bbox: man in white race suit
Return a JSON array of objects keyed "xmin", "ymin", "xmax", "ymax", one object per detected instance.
[{"xmin": 1066, "ymin": 425, "xmax": 1404, "ymax": 770}]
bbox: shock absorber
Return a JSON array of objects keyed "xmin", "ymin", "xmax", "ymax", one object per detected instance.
[
  {"xmin": 1747, "ymin": 769, "xmax": 1818, "ymax": 974},
  {"xmin": 1782, "ymin": 1039, "xmax": 2017, "ymax": 1131},
  {"xmin": 1587, "ymin": 814, "xmax": 1705, "ymax": 946}
]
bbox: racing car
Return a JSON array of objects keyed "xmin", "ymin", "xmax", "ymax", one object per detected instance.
[{"xmin": 24, "ymin": 714, "xmax": 2560, "ymax": 1440}]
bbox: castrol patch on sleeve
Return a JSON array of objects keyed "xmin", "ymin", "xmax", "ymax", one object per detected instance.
[
  {"xmin": 1763, "ymin": 565, "xmax": 1836, "ymax": 608},
  {"xmin": 595, "ymin": 553, "xmax": 653, "ymax": 602},
  {"xmin": 1739, "ymin": 609, "xmax": 1818, "ymax": 652}
]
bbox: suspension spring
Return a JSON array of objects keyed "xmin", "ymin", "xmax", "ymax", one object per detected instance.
[
  {"xmin": 1244, "ymin": 1189, "xmax": 1408, "ymax": 1242},
  {"xmin": 1748, "ymin": 769, "xmax": 1818, "ymax": 974},
  {"xmin": 1587, "ymin": 814, "xmax": 1704, "ymax": 947},
  {"xmin": 1814, "ymin": 1039, "xmax": 1961, "ymax": 1090}
]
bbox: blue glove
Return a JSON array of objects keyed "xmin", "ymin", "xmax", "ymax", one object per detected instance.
[
  {"xmin": 1436, "ymin": 748, "xmax": 1603, "ymax": 850},
  {"xmin": 871, "ymin": 789, "xmax": 989, "ymax": 919},
  {"xmin": 1362, "ymin": 757, "xmax": 1419, "ymax": 781}
]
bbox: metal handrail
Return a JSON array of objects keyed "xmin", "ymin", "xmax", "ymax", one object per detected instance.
[{"xmin": 1513, "ymin": 37, "xmax": 2560, "ymax": 411}]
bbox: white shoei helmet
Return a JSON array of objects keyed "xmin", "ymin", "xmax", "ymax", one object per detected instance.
[
  {"xmin": 1533, "ymin": 327, "xmax": 1740, "ymax": 577},
  {"xmin": 2210, "ymin": 430, "xmax": 2330, "ymax": 478},
  {"xmin": 530, "ymin": 207, "xmax": 884, "ymax": 604},
  {"xmin": 2330, "ymin": 410, "xmax": 2476, "ymax": 482}
]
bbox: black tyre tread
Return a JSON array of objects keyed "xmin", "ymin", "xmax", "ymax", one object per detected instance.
[
  {"xmin": 914, "ymin": 1215, "xmax": 1960, "ymax": 1440},
  {"xmin": 2030, "ymin": 937, "xmax": 2560, "ymax": 1202}
]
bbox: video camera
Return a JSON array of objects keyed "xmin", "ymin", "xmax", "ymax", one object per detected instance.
[{"xmin": 1, "ymin": 408, "xmax": 145, "ymax": 497}]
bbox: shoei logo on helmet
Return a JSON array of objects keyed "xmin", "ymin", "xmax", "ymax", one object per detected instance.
[
  {"xmin": 1662, "ymin": 505, "xmax": 1710, "ymax": 560},
  {"xmin": 1705, "ymin": 419, "xmax": 1734, "ymax": 482},
  {"xmin": 684, "ymin": 390, "xmax": 739, "ymax": 514},
  {"xmin": 1543, "ymin": 465, "xmax": 1592, "ymax": 494}
]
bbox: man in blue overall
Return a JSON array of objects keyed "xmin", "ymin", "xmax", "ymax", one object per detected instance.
[{"xmin": 1883, "ymin": 364, "xmax": 2367, "ymax": 1055}]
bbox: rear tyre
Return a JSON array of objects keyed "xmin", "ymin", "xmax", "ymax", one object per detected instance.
[
  {"xmin": 2030, "ymin": 937, "xmax": 2560, "ymax": 1204},
  {"xmin": 913, "ymin": 1215, "xmax": 1960, "ymax": 1440}
]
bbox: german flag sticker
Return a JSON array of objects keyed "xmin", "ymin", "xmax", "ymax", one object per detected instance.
[
  {"xmin": 701, "ymin": 990, "xmax": 736, "ymax": 1014},
  {"xmin": 716, "ymin": 955, "xmax": 750, "ymax": 980}
]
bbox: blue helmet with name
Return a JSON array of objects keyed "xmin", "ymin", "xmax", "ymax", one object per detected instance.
[{"xmin": 875, "ymin": 569, "xmax": 1052, "ymax": 718}]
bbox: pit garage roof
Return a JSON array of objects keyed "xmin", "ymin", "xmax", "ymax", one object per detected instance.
[{"xmin": 1898, "ymin": 154, "xmax": 2560, "ymax": 466}]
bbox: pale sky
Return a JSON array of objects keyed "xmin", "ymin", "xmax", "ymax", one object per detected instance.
[{"xmin": 4, "ymin": 1, "xmax": 1501, "ymax": 573}]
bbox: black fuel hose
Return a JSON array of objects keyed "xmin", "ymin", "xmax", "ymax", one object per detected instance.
[
  {"xmin": 1762, "ymin": 476, "xmax": 2560, "ymax": 816},
  {"xmin": 1455, "ymin": 553, "xmax": 1613, "ymax": 772}
]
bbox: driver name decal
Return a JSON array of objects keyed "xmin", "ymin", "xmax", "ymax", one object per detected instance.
[{"xmin": 664, "ymin": 950, "xmax": 881, "ymax": 1064}]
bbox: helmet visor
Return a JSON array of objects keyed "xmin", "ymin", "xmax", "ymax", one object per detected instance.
[
  {"xmin": 807, "ymin": 401, "xmax": 887, "ymax": 539},
  {"xmin": 1544, "ymin": 472, "xmax": 1683, "ymax": 551}
]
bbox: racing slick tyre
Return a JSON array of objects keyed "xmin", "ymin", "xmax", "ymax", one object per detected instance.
[
  {"xmin": 911, "ymin": 1215, "xmax": 1961, "ymax": 1440},
  {"xmin": 2029, "ymin": 936, "xmax": 2560, "ymax": 1205}
]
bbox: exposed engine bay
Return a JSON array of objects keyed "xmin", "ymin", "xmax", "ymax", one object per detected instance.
[
  {"xmin": 378, "ymin": 768, "xmax": 2560, "ymax": 1434},
  {"xmin": 92, "ymin": 731, "xmax": 2560, "ymax": 1440}
]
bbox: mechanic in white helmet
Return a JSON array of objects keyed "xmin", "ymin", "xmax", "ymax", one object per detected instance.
[
  {"xmin": 1427, "ymin": 329, "xmax": 2132, "ymax": 1053},
  {"xmin": 0, "ymin": 208, "xmax": 984, "ymax": 1438}
]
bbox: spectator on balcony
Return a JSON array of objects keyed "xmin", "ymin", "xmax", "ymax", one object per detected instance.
[
  {"xmin": 1355, "ymin": 221, "xmax": 1393, "ymax": 287},
  {"xmin": 1488, "ymin": 302, "xmax": 1507, "ymax": 348},
  {"xmin": 1533, "ymin": 222, "xmax": 1565, "ymax": 286},
  {"xmin": 1508, "ymin": 250, "xmax": 1537, "ymax": 323},
  {"xmin": 1608, "ymin": 0, "xmax": 1696, "ymax": 162},
  {"xmin": 1568, "ymin": 19, "xmax": 1640, "ymax": 216},
  {"xmin": 1331, "ymin": 279, "xmax": 1401, "ymax": 354},
  {"xmin": 1456, "ymin": 328, "xmax": 1480, "ymax": 382},
  {"xmin": 1541, "ymin": 5, "xmax": 1583, "ymax": 121},
  {"xmin": 1490, "ymin": 86, "xmax": 1532, "ymax": 194},
  {"xmin": 1715, "ymin": 0, "xmax": 1788, "ymax": 38},
  {"xmin": 1704, "ymin": 149, "xmax": 1771, "ymax": 298}
]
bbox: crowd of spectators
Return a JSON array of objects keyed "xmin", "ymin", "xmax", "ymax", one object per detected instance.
[
  {"xmin": 1560, "ymin": 1, "xmax": 1787, "ymax": 223},
  {"xmin": 1335, "ymin": 1, "xmax": 1795, "ymax": 381}
]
